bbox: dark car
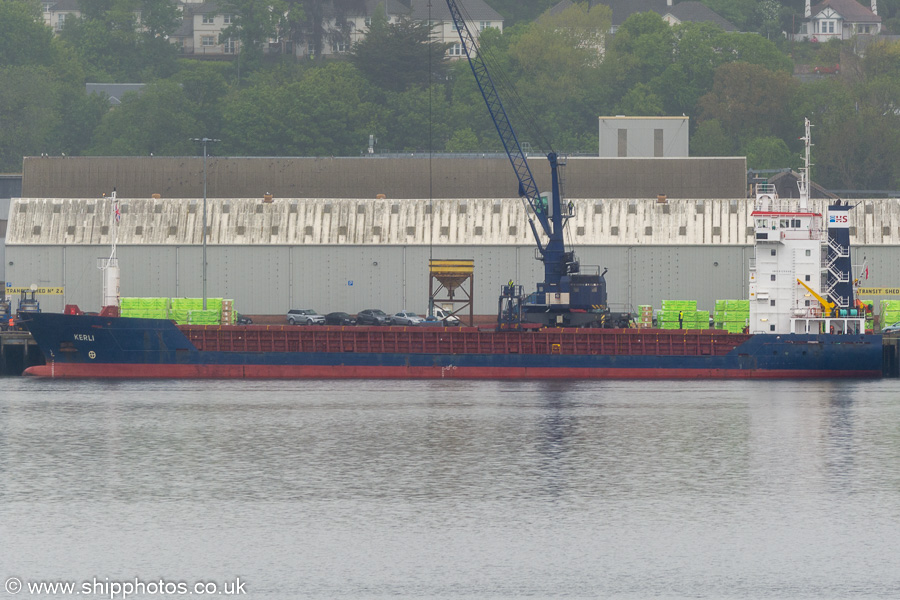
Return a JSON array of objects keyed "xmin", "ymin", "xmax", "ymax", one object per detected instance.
[
  {"xmin": 356, "ymin": 309, "xmax": 391, "ymax": 326},
  {"xmin": 325, "ymin": 312, "xmax": 356, "ymax": 326},
  {"xmin": 236, "ymin": 313, "xmax": 253, "ymax": 325}
]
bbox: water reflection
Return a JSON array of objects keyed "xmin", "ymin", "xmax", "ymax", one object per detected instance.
[{"xmin": 3, "ymin": 379, "xmax": 900, "ymax": 598}]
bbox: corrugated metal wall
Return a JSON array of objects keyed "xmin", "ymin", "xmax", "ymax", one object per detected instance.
[
  {"xmin": 6, "ymin": 194, "xmax": 900, "ymax": 316},
  {"xmin": 9, "ymin": 196, "xmax": 900, "ymax": 246},
  {"xmin": 21, "ymin": 156, "xmax": 747, "ymax": 199},
  {"xmin": 7, "ymin": 243, "xmax": 900, "ymax": 317}
]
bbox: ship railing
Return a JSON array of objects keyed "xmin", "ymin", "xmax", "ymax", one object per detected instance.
[
  {"xmin": 792, "ymin": 307, "xmax": 823, "ymax": 319},
  {"xmin": 754, "ymin": 198, "xmax": 809, "ymax": 213},
  {"xmin": 826, "ymin": 237, "xmax": 850, "ymax": 257},
  {"xmin": 781, "ymin": 230, "xmax": 816, "ymax": 240}
]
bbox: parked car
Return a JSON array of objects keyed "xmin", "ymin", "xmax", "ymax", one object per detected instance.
[
  {"xmin": 286, "ymin": 309, "xmax": 325, "ymax": 325},
  {"xmin": 883, "ymin": 321, "xmax": 900, "ymax": 334},
  {"xmin": 431, "ymin": 307, "xmax": 461, "ymax": 326},
  {"xmin": 325, "ymin": 311, "xmax": 356, "ymax": 326},
  {"xmin": 391, "ymin": 310, "xmax": 425, "ymax": 326},
  {"xmin": 236, "ymin": 313, "xmax": 253, "ymax": 325},
  {"xmin": 356, "ymin": 309, "xmax": 391, "ymax": 326},
  {"xmin": 813, "ymin": 63, "xmax": 840, "ymax": 75}
]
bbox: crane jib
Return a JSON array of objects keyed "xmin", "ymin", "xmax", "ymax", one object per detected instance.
[{"xmin": 445, "ymin": 0, "xmax": 614, "ymax": 325}]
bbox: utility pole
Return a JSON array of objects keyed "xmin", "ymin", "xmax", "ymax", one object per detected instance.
[{"xmin": 190, "ymin": 138, "xmax": 220, "ymax": 310}]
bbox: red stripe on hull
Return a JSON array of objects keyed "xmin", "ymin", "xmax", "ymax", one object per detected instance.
[{"xmin": 23, "ymin": 363, "xmax": 882, "ymax": 380}]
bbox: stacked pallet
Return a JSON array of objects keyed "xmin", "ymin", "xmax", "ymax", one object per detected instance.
[
  {"xmin": 714, "ymin": 300, "xmax": 749, "ymax": 333},
  {"xmin": 880, "ymin": 300, "xmax": 900, "ymax": 330},
  {"xmin": 171, "ymin": 298, "xmax": 223, "ymax": 325},
  {"xmin": 120, "ymin": 297, "xmax": 170, "ymax": 319},
  {"xmin": 658, "ymin": 300, "xmax": 706, "ymax": 330},
  {"xmin": 637, "ymin": 305, "xmax": 653, "ymax": 329},
  {"xmin": 221, "ymin": 299, "xmax": 235, "ymax": 324}
]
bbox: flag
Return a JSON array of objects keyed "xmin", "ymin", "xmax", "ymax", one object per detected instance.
[{"xmin": 115, "ymin": 201, "xmax": 120, "ymax": 223}]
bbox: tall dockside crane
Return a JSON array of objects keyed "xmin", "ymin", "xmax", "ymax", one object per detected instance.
[{"xmin": 445, "ymin": 0, "xmax": 631, "ymax": 328}]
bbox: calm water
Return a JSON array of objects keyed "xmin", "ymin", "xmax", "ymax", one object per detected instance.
[{"xmin": 2, "ymin": 378, "xmax": 900, "ymax": 599}]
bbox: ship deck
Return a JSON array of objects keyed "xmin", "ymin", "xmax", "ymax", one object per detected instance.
[{"xmin": 178, "ymin": 325, "xmax": 752, "ymax": 357}]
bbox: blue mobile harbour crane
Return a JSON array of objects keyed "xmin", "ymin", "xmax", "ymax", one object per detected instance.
[{"xmin": 446, "ymin": 0, "xmax": 632, "ymax": 329}]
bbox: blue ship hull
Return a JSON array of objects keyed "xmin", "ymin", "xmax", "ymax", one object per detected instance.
[{"xmin": 20, "ymin": 312, "xmax": 883, "ymax": 379}]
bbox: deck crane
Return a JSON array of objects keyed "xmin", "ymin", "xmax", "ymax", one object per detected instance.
[{"xmin": 445, "ymin": 0, "xmax": 631, "ymax": 328}]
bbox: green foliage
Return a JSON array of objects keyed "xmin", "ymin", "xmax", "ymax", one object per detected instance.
[
  {"xmin": 379, "ymin": 87, "xmax": 451, "ymax": 153},
  {"xmin": 740, "ymin": 135, "xmax": 794, "ymax": 170},
  {"xmin": 222, "ymin": 0, "xmax": 288, "ymax": 68},
  {"xmin": 0, "ymin": 0, "xmax": 56, "ymax": 67},
  {"xmin": 350, "ymin": 15, "xmax": 451, "ymax": 92},
  {"xmin": 484, "ymin": 0, "xmax": 558, "ymax": 27},
  {"xmin": 86, "ymin": 80, "xmax": 201, "ymax": 155},
  {"xmin": 445, "ymin": 128, "xmax": 480, "ymax": 153},
  {"xmin": 500, "ymin": 2, "xmax": 612, "ymax": 153},
  {"xmin": 174, "ymin": 61, "xmax": 232, "ymax": 135},
  {"xmin": 1, "ymin": 0, "xmax": 900, "ymax": 189},
  {"xmin": 58, "ymin": 0, "xmax": 179, "ymax": 81},
  {"xmin": 617, "ymin": 83, "xmax": 664, "ymax": 116},
  {"xmin": 697, "ymin": 62, "xmax": 798, "ymax": 142},
  {"xmin": 220, "ymin": 62, "xmax": 383, "ymax": 156},
  {"xmin": 0, "ymin": 66, "xmax": 61, "ymax": 170},
  {"xmin": 690, "ymin": 119, "xmax": 734, "ymax": 156}
]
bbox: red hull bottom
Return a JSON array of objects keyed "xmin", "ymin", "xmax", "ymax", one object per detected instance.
[{"xmin": 23, "ymin": 363, "xmax": 882, "ymax": 380}]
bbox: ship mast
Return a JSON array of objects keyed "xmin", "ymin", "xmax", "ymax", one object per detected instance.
[{"xmin": 798, "ymin": 118, "xmax": 812, "ymax": 211}]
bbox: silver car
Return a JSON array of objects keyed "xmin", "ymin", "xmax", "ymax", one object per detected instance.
[
  {"xmin": 286, "ymin": 309, "xmax": 325, "ymax": 325},
  {"xmin": 391, "ymin": 311, "xmax": 425, "ymax": 326}
]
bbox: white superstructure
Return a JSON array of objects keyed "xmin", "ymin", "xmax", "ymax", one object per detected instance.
[{"xmin": 748, "ymin": 119, "xmax": 865, "ymax": 335}]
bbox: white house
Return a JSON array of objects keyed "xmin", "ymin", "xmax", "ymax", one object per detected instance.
[
  {"xmin": 42, "ymin": 0, "xmax": 82, "ymax": 33},
  {"xmin": 291, "ymin": 0, "xmax": 502, "ymax": 60},
  {"xmin": 794, "ymin": 0, "xmax": 881, "ymax": 41},
  {"xmin": 170, "ymin": 0, "xmax": 239, "ymax": 56}
]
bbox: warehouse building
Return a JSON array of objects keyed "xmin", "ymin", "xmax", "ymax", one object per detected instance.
[{"xmin": 5, "ymin": 156, "xmax": 900, "ymax": 317}]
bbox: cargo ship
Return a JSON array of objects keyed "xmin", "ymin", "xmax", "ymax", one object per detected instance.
[
  {"xmin": 16, "ymin": 4, "xmax": 885, "ymax": 380},
  {"xmin": 19, "ymin": 311, "xmax": 882, "ymax": 379}
]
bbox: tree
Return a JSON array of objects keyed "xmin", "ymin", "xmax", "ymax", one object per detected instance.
[
  {"xmin": 0, "ymin": 66, "xmax": 61, "ymax": 171},
  {"xmin": 0, "ymin": 0, "xmax": 56, "ymax": 67},
  {"xmin": 175, "ymin": 62, "xmax": 232, "ymax": 136},
  {"xmin": 617, "ymin": 83, "xmax": 664, "ymax": 116},
  {"xmin": 445, "ymin": 127, "xmax": 480, "ymax": 153},
  {"xmin": 697, "ymin": 62, "xmax": 798, "ymax": 142},
  {"xmin": 276, "ymin": 0, "xmax": 365, "ymax": 61},
  {"xmin": 740, "ymin": 135, "xmax": 794, "ymax": 169},
  {"xmin": 222, "ymin": 0, "xmax": 288, "ymax": 68},
  {"xmin": 485, "ymin": 0, "xmax": 557, "ymax": 27},
  {"xmin": 350, "ymin": 13, "xmax": 451, "ymax": 92},
  {"xmin": 379, "ymin": 87, "xmax": 452, "ymax": 152},
  {"xmin": 220, "ymin": 62, "xmax": 384, "ymax": 156},
  {"xmin": 58, "ymin": 0, "xmax": 178, "ymax": 80},
  {"xmin": 690, "ymin": 119, "xmax": 734, "ymax": 156},
  {"xmin": 502, "ymin": 2, "xmax": 613, "ymax": 153},
  {"xmin": 86, "ymin": 80, "xmax": 200, "ymax": 155}
]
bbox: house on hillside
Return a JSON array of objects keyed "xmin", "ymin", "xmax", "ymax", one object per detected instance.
[
  {"xmin": 792, "ymin": 0, "xmax": 881, "ymax": 41},
  {"xmin": 86, "ymin": 84, "xmax": 147, "ymax": 106},
  {"xmin": 42, "ymin": 0, "xmax": 82, "ymax": 33},
  {"xmin": 409, "ymin": 0, "xmax": 503, "ymax": 58},
  {"xmin": 170, "ymin": 0, "xmax": 239, "ymax": 56},
  {"xmin": 663, "ymin": 2, "xmax": 737, "ymax": 31},
  {"xmin": 169, "ymin": 0, "xmax": 502, "ymax": 60},
  {"xmin": 549, "ymin": 0, "xmax": 735, "ymax": 34}
]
